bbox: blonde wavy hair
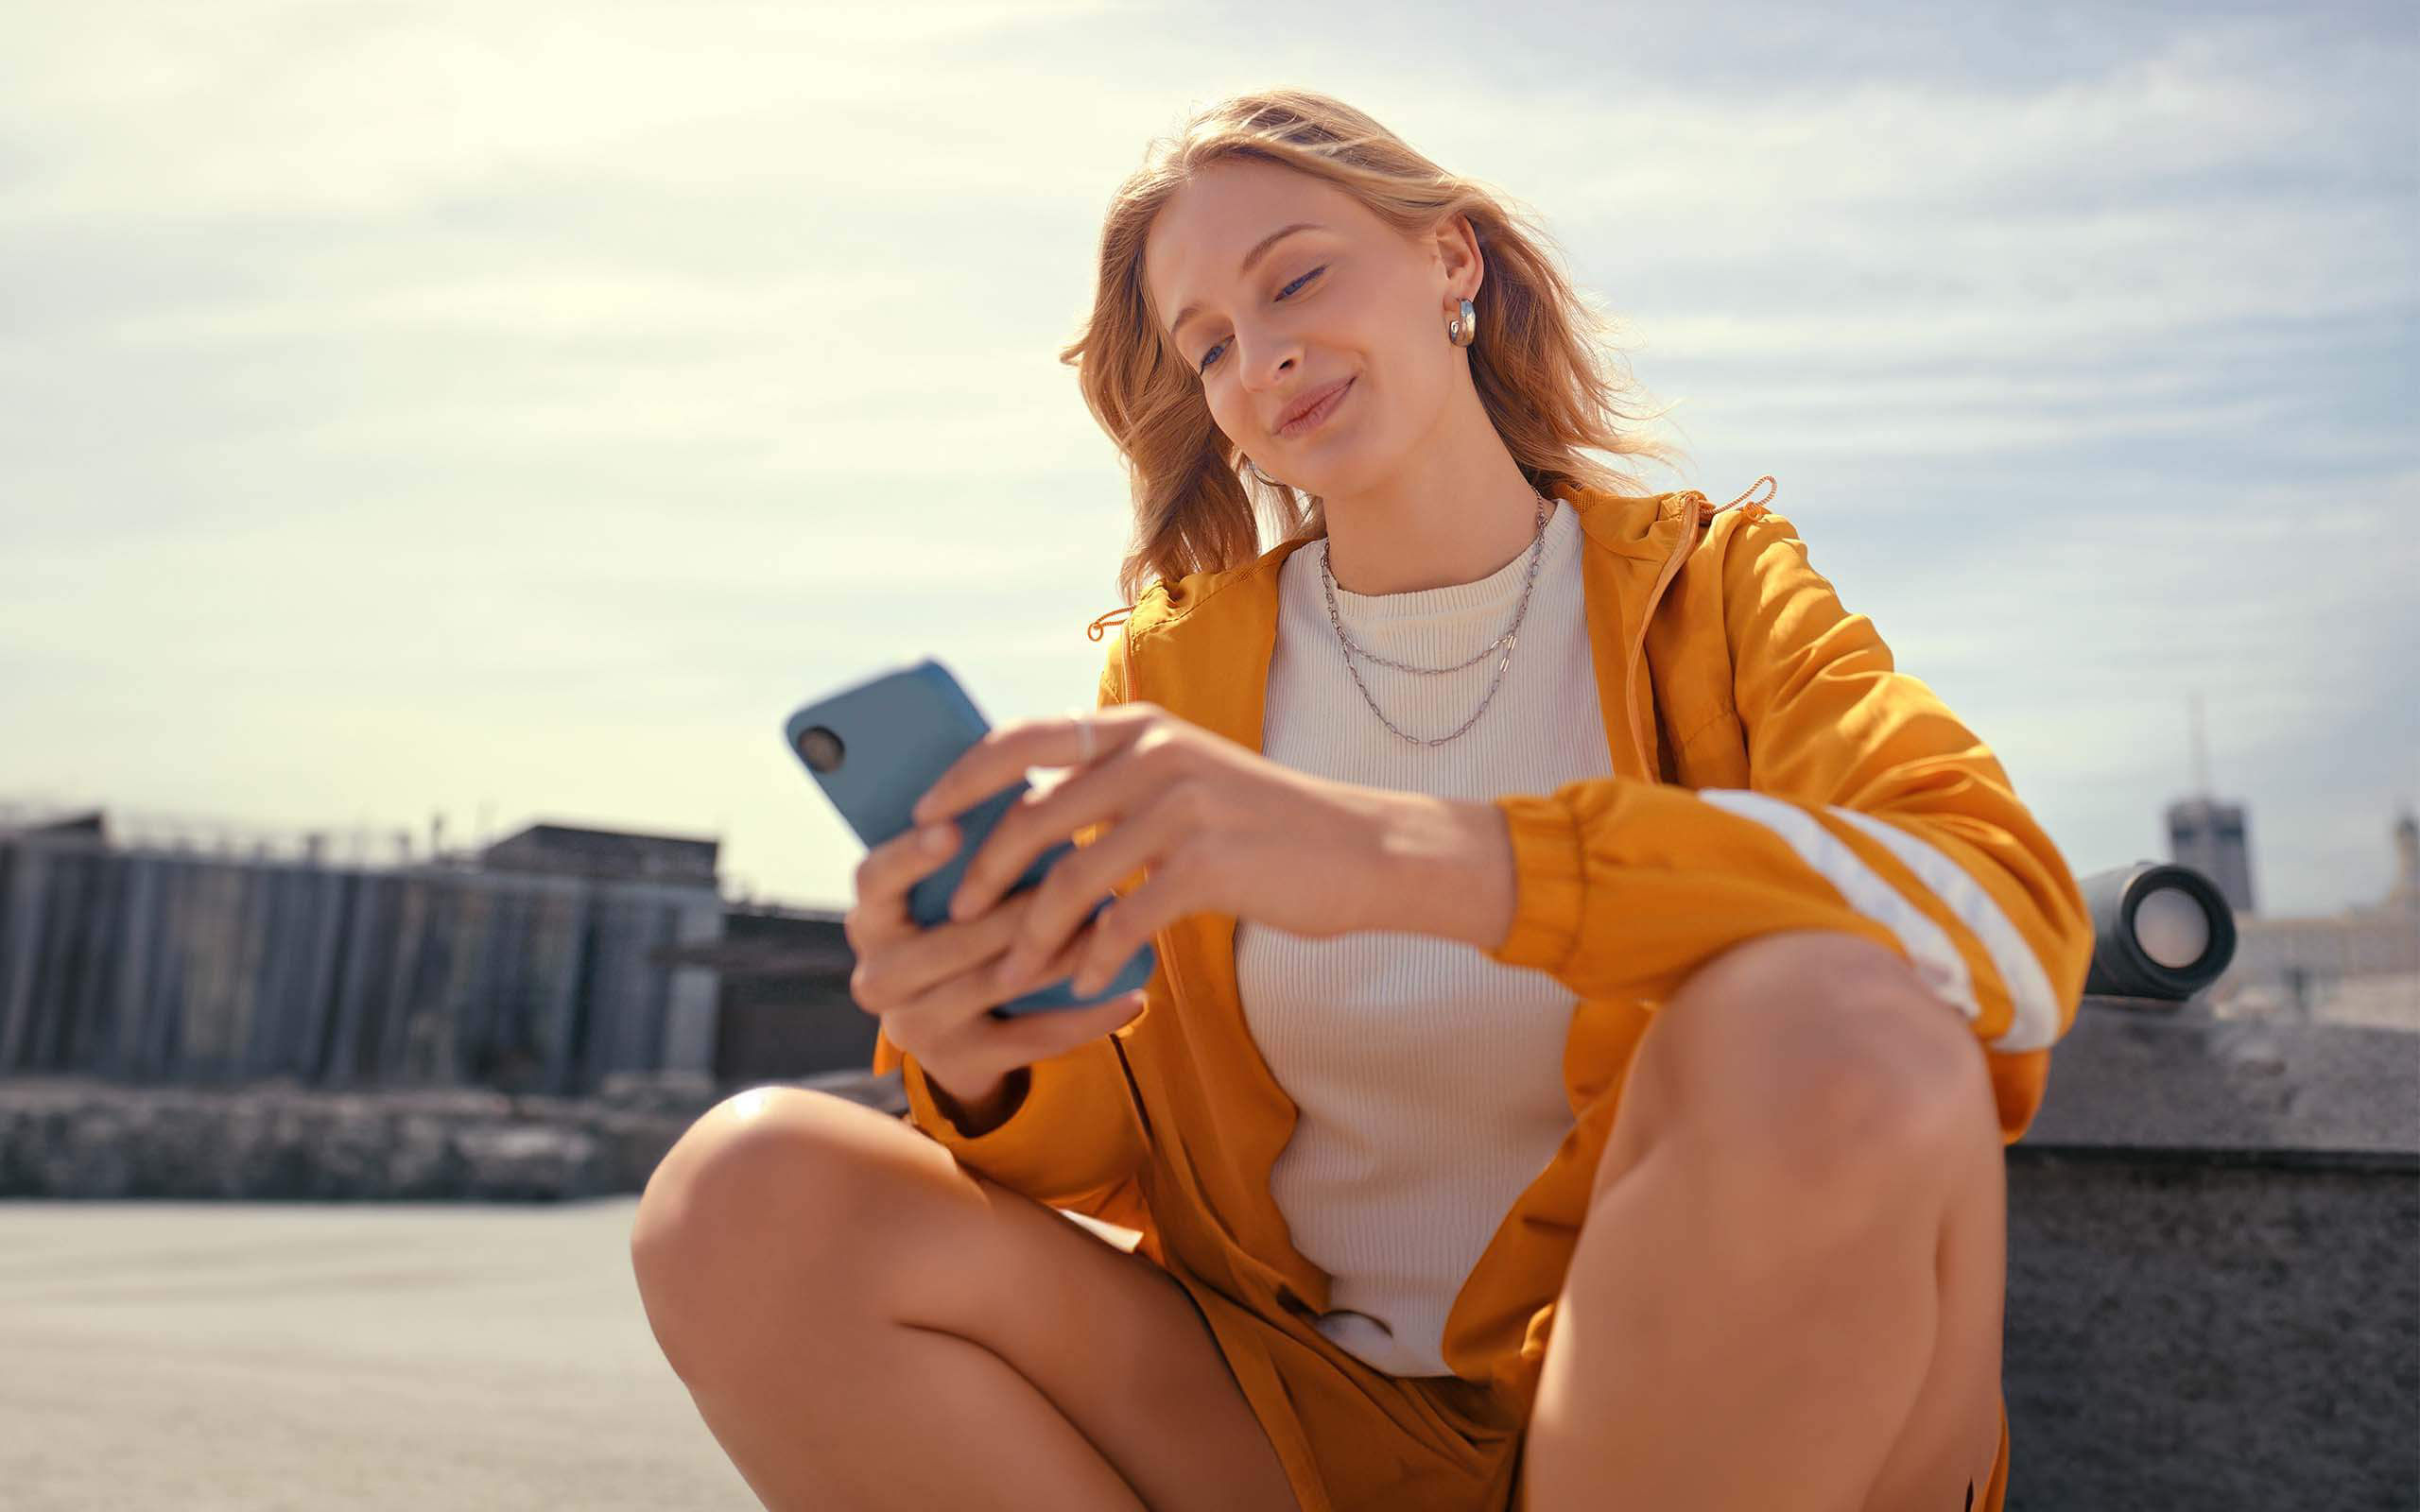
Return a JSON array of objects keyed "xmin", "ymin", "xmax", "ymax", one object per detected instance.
[{"xmin": 1061, "ymin": 87, "xmax": 1692, "ymax": 612}]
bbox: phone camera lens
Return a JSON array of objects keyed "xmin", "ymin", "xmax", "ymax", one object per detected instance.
[{"xmin": 797, "ymin": 725, "xmax": 845, "ymax": 773}]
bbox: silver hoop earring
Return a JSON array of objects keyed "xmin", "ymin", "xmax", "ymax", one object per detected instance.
[
  {"xmin": 1242, "ymin": 455, "xmax": 1279, "ymax": 488},
  {"xmin": 1446, "ymin": 296, "xmax": 1478, "ymax": 348}
]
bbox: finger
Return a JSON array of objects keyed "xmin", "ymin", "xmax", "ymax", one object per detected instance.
[
  {"xmin": 987, "ymin": 988, "xmax": 1149, "ymax": 1067},
  {"xmin": 890, "ymin": 906, "xmax": 1095, "ymax": 1064},
  {"xmin": 975, "ymin": 917, "xmax": 1139, "ymax": 1022},
  {"xmin": 945, "ymin": 721, "xmax": 1171, "ymax": 924},
  {"xmin": 944, "ymin": 783, "xmax": 1104, "ymax": 927},
  {"xmin": 983, "ymin": 908, "xmax": 1098, "ymax": 1002},
  {"xmin": 1066, "ymin": 854, "xmax": 1197, "ymax": 998},
  {"xmin": 889, "ymin": 915, "xmax": 1093, "ymax": 1068},
  {"xmin": 852, "ymin": 890, "xmax": 1029, "ymax": 1011},
  {"xmin": 849, "ymin": 818, "xmax": 962, "ymax": 946},
  {"xmin": 911, "ymin": 706, "xmax": 1142, "ymax": 827},
  {"xmin": 991, "ymin": 792, "xmax": 1177, "ymax": 985}
]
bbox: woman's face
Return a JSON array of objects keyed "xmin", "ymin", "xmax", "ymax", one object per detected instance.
[{"xmin": 1142, "ymin": 159, "xmax": 1476, "ymax": 499}]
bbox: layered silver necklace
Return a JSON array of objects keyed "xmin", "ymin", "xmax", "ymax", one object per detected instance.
[{"xmin": 1318, "ymin": 491, "xmax": 1551, "ymax": 747}]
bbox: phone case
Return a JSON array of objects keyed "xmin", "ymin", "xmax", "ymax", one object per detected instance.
[{"xmin": 782, "ymin": 657, "xmax": 1156, "ymax": 1017}]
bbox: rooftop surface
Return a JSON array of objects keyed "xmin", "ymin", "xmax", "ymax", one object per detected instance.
[{"xmin": 1, "ymin": 1198, "xmax": 748, "ymax": 1511}]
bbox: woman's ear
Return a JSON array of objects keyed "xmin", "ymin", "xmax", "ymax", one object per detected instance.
[{"xmin": 1432, "ymin": 211, "xmax": 1484, "ymax": 301}]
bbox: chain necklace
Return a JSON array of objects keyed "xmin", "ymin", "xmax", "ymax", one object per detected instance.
[{"xmin": 1318, "ymin": 491, "xmax": 1550, "ymax": 747}]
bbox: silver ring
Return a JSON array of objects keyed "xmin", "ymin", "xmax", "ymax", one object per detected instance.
[{"xmin": 1076, "ymin": 718, "xmax": 1096, "ymax": 764}]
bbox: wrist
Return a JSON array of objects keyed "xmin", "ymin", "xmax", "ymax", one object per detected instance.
[{"xmin": 923, "ymin": 1063, "xmax": 1023, "ymax": 1137}]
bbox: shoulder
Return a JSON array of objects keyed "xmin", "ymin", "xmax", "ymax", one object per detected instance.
[
  {"xmin": 1091, "ymin": 534, "xmax": 1304, "ymax": 705},
  {"xmin": 1702, "ymin": 500, "xmax": 1803, "ymax": 556},
  {"xmin": 1119, "ymin": 536, "xmax": 1305, "ymax": 644}
]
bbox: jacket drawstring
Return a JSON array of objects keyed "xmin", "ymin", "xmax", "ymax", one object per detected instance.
[
  {"xmin": 1086, "ymin": 604, "xmax": 1135, "ymax": 642},
  {"xmin": 1682, "ymin": 474, "xmax": 1778, "ymax": 524}
]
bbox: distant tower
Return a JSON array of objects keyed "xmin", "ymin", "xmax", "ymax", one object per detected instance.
[
  {"xmin": 2165, "ymin": 692, "xmax": 2257, "ymax": 917},
  {"xmin": 2390, "ymin": 806, "xmax": 2418, "ymax": 909}
]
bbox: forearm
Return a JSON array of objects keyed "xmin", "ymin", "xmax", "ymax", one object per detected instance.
[{"xmin": 1362, "ymin": 788, "xmax": 1518, "ymax": 953}]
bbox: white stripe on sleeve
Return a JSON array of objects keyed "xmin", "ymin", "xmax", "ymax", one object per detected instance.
[{"xmin": 1696, "ymin": 789, "xmax": 2062, "ymax": 1053}]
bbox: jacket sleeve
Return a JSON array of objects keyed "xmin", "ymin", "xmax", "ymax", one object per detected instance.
[
  {"xmin": 1482, "ymin": 507, "xmax": 2094, "ymax": 1141},
  {"xmin": 868, "ymin": 630, "xmax": 1153, "ymax": 1209}
]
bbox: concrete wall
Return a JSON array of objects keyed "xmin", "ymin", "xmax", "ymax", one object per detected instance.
[
  {"xmin": 2003, "ymin": 1149, "xmax": 2417, "ymax": 1510},
  {"xmin": 2003, "ymin": 1003, "xmax": 2420, "ymax": 1509}
]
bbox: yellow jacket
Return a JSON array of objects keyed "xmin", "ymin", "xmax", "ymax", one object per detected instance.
[{"xmin": 871, "ymin": 475, "xmax": 2090, "ymax": 1433}]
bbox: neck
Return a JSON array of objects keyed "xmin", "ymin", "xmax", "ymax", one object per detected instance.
[{"xmin": 1319, "ymin": 389, "xmax": 1543, "ymax": 596}]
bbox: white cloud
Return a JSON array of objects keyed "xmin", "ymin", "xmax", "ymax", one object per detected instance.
[{"xmin": 1, "ymin": 0, "xmax": 2411, "ymax": 923}]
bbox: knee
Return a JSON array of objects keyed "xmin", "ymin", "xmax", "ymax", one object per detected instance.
[
  {"xmin": 1632, "ymin": 932, "xmax": 1995, "ymax": 1199},
  {"xmin": 629, "ymin": 1086, "xmax": 891, "ymax": 1371}
]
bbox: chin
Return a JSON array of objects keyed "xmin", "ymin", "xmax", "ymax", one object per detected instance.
[
  {"xmin": 1295, "ymin": 450, "xmax": 1379, "ymax": 503},
  {"xmin": 1298, "ymin": 430, "xmax": 1381, "ymax": 489}
]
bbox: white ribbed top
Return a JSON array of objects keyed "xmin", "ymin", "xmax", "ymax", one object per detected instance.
[{"xmin": 1234, "ymin": 494, "xmax": 1613, "ymax": 1378}]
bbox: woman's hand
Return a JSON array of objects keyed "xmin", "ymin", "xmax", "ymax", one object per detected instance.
[
  {"xmin": 842, "ymin": 816, "xmax": 1149, "ymax": 1105},
  {"xmin": 908, "ymin": 700, "xmax": 1517, "ymax": 997}
]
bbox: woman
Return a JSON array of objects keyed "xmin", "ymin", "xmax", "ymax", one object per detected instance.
[{"xmin": 631, "ymin": 89, "xmax": 2092, "ymax": 1512}]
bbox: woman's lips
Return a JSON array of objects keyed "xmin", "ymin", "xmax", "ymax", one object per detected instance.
[{"xmin": 1277, "ymin": 376, "xmax": 1355, "ymax": 438}]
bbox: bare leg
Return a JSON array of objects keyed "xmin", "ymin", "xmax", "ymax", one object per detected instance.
[
  {"xmin": 630, "ymin": 1086, "xmax": 1301, "ymax": 1512},
  {"xmin": 1522, "ymin": 931, "xmax": 2008, "ymax": 1512}
]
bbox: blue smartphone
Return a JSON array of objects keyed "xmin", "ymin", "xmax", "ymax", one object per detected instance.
[{"xmin": 782, "ymin": 657, "xmax": 1156, "ymax": 1018}]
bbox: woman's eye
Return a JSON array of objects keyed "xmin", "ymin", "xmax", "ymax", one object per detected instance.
[
  {"xmin": 1280, "ymin": 266, "xmax": 1324, "ymax": 301},
  {"xmin": 1198, "ymin": 266, "xmax": 1326, "ymax": 374}
]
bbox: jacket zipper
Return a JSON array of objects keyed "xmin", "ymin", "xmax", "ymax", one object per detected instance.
[
  {"xmin": 1115, "ymin": 622, "xmax": 1315, "ymax": 1302},
  {"xmin": 1626, "ymin": 507, "xmax": 1699, "ymax": 774},
  {"xmin": 1109, "ymin": 622, "xmax": 1159, "ymax": 1150}
]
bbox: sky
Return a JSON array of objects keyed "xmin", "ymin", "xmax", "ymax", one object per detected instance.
[{"xmin": 3, "ymin": 0, "xmax": 2414, "ymax": 921}]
